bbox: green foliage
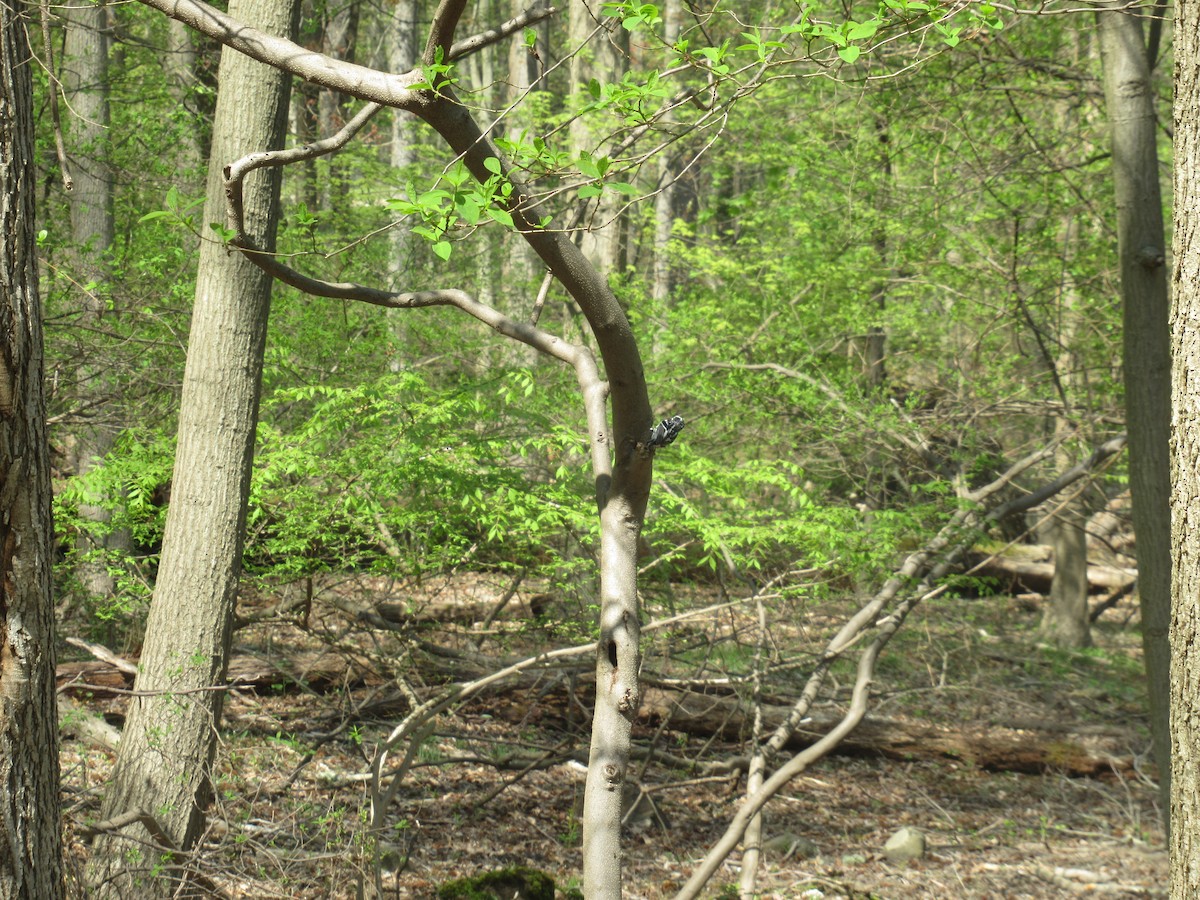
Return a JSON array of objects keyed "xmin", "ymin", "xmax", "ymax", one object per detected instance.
[
  {"xmin": 386, "ymin": 160, "xmax": 517, "ymax": 261},
  {"xmin": 42, "ymin": 0, "xmax": 1149, "ymax": 654}
]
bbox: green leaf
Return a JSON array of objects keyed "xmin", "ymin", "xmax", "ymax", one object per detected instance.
[
  {"xmin": 609, "ymin": 182, "xmax": 640, "ymax": 196},
  {"xmin": 487, "ymin": 208, "xmax": 515, "ymax": 228},
  {"xmin": 457, "ymin": 197, "xmax": 481, "ymax": 225},
  {"xmin": 846, "ymin": 19, "xmax": 879, "ymax": 41},
  {"xmin": 578, "ymin": 184, "xmax": 603, "ymax": 199},
  {"xmin": 578, "ymin": 153, "xmax": 601, "ymax": 180},
  {"xmin": 838, "ymin": 45, "xmax": 862, "ymax": 63},
  {"xmin": 432, "ymin": 240, "xmax": 452, "ymax": 261},
  {"xmin": 483, "ymin": 157, "xmax": 503, "ymax": 175}
]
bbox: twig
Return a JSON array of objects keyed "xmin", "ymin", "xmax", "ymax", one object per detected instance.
[{"xmin": 37, "ymin": 0, "xmax": 73, "ymax": 190}]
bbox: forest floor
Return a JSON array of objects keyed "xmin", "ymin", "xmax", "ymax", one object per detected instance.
[{"xmin": 58, "ymin": 573, "xmax": 1166, "ymax": 899}]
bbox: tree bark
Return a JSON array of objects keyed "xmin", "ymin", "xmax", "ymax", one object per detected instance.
[
  {"xmin": 1171, "ymin": 0, "xmax": 1200, "ymax": 889},
  {"xmin": 87, "ymin": 0, "xmax": 296, "ymax": 891},
  {"xmin": 0, "ymin": 2, "xmax": 66, "ymax": 893},
  {"xmin": 316, "ymin": 0, "xmax": 357, "ymax": 213},
  {"xmin": 1098, "ymin": 3, "xmax": 1172, "ymax": 827}
]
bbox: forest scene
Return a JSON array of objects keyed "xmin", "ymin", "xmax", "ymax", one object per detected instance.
[{"xmin": 3, "ymin": 0, "xmax": 1198, "ymax": 895}]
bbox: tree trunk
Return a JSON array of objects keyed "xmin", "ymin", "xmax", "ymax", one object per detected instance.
[
  {"xmin": 1098, "ymin": 3, "xmax": 1172, "ymax": 826},
  {"xmin": 164, "ymin": 18, "xmax": 203, "ymax": 170},
  {"xmin": 569, "ymin": 0, "xmax": 627, "ymax": 273},
  {"xmin": 0, "ymin": 2, "xmax": 66, "ymax": 893},
  {"xmin": 416, "ymin": 90, "xmax": 654, "ymax": 900},
  {"xmin": 1171, "ymin": 0, "xmax": 1200, "ymax": 888},
  {"xmin": 87, "ymin": 0, "xmax": 295, "ymax": 891},
  {"xmin": 864, "ymin": 115, "xmax": 890, "ymax": 391},
  {"xmin": 1039, "ymin": 509, "xmax": 1093, "ymax": 648},
  {"xmin": 387, "ymin": 0, "xmax": 419, "ymax": 284},
  {"xmin": 650, "ymin": 0, "xmax": 680, "ymax": 308},
  {"xmin": 63, "ymin": 0, "xmax": 130, "ymax": 604},
  {"xmin": 316, "ymin": 0, "xmax": 357, "ymax": 213},
  {"xmin": 1041, "ymin": 213, "xmax": 1092, "ymax": 650}
]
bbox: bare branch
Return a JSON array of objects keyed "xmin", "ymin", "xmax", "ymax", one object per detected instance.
[
  {"xmin": 424, "ymin": 0, "xmax": 469, "ymax": 65},
  {"xmin": 673, "ymin": 433, "xmax": 1127, "ymax": 899},
  {"xmin": 136, "ymin": 0, "xmax": 426, "ymax": 107},
  {"xmin": 448, "ymin": 4, "xmax": 558, "ymax": 62}
]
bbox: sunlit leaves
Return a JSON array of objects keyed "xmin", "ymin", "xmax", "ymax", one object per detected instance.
[
  {"xmin": 385, "ymin": 159, "xmax": 518, "ymax": 260},
  {"xmin": 601, "ymin": 1, "xmax": 663, "ymax": 31}
]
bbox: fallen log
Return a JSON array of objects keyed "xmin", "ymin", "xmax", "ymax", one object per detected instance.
[
  {"xmin": 56, "ymin": 649, "xmax": 364, "ymax": 697},
  {"xmin": 639, "ymin": 686, "xmax": 1140, "ymax": 777},
  {"xmin": 965, "ymin": 552, "xmax": 1136, "ymax": 594}
]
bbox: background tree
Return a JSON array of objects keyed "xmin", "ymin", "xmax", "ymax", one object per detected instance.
[{"xmin": 1099, "ymin": 0, "xmax": 1172, "ymax": 823}]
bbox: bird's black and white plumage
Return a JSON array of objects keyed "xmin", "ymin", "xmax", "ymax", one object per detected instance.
[{"xmin": 646, "ymin": 415, "xmax": 684, "ymax": 448}]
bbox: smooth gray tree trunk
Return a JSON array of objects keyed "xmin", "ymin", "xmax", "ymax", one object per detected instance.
[
  {"xmin": 1098, "ymin": 3, "xmax": 1172, "ymax": 826},
  {"xmin": 164, "ymin": 18, "xmax": 203, "ymax": 170},
  {"xmin": 650, "ymin": 0, "xmax": 680, "ymax": 308},
  {"xmin": 63, "ymin": 0, "xmax": 129, "ymax": 603},
  {"xmin": 1040, "ymin": 214, "xmax": 1092, "ymax": 650},
  {"xmin": 1040, "ymin": 510, "xmax": 1093, "ymax": 648},
  {"xmin": 388, "ymin": 0, "xmax": 419, "ymax": 282},
  {"xmin": 0, "ymin": 2, "xmax": 66, "ymax": 893},
  {"xmin": 569, "ymin": 0, "xmax": 626, "ymax": 273},
  {"xmin": 88, "ymin": 0, "xmax": 295, "ymax": 891}
]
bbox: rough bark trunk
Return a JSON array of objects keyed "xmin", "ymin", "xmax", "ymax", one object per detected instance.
[
  {"xmin": 502, "ymin": 0, "xmax": 546, "ymax": 299},
  {"xmin": 1171, "ymin": 0, "xmax": 1200, "ymax": 889},
  {"xmin": 87, "ymin": 0, "xmax": 295, "ymax": 891},
  {"xmin": 1098, "ymin": 3, "xmax": 1172, "ymax": 827},
  {"xmin": 0, "ymin": 3, "xmax": 66, "ymax": 893}
]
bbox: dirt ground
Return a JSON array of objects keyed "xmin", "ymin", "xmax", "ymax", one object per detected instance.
[{"xmin": 58, "ymin": 575, "xmax": 1167, "ymax": 898}]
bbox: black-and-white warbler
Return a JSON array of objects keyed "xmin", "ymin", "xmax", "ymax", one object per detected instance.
[{"xmin": 647, "ymin": 415, "xmax": 685, "ymax": 448}]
